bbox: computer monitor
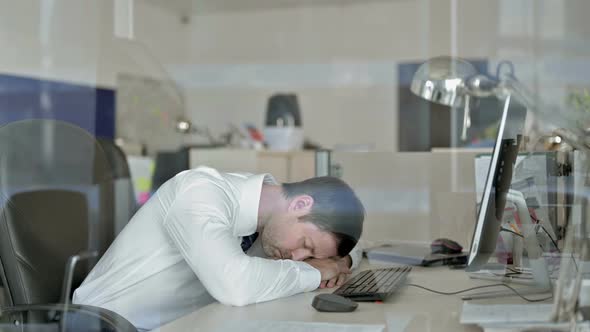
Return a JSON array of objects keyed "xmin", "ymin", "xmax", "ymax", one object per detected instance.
[
  {"xmin": 466, "ymin": 95, "xmax": 528, "ymax": 272},
  {"xmin": 151, "ymin": 148, "xmax": 189, "ymax": 192}
]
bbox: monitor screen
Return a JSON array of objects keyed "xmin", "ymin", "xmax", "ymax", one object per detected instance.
[{"xmin": 466, "ymin": 95, "xmax": 527, "ymax": 271}]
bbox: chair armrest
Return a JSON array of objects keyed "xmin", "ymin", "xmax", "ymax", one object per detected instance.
[
  {"xmin": 61, "ymin": 251, "xmax": 99, "ymax": 304},
  {"xmin": 1, "ymin": 303, "xmax": 137, "ymax": 332}
]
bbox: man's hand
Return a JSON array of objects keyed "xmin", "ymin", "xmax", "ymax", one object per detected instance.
[
  {"xmin": 319, "ymin": 273, "xmax": 348, "ymax": 289},
  {"xmin": 305, "ymin": 256, "xmax": 352, "ymax": 288},
  {"xmin": 320, "ymin": 255, "xmax": 352, "ymax": 288}
]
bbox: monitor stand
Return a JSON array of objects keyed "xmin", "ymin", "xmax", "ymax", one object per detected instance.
[{"xmin": 462, "ymin": 190, "xmax": 553, "ymax": 300}]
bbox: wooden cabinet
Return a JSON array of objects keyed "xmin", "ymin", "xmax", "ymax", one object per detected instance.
[{"xmin": 188, "ymin": 148, "xmax": 316, "ymax": 183}]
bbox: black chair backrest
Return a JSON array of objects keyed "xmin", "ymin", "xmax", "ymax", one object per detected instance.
[
  {"xmin": 97, "ymin": 138, "xmax": 137, "ymax": 235},
  {"xmin": 97, "ymin": 138, "xmax": 131, "ymax": 180},
  {"xmin": 0, "ymin": 190, "xmax": 89, "ymax": 305}
]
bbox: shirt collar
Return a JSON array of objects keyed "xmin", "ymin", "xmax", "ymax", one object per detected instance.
[{"xmin": 234, "ymin": 173, "xmax": 277, "ymax": 237}]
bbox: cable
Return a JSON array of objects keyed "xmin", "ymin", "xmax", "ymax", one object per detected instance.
[
  {"xmin": 505, "ymin": 266, "xmax": 522, "ymax": 273},
  {"xmin": 539, "ymin": 225, "xmax": 560, "ymax": 253},
  {"xmin": 572, "ymin": 253, "xmax": 579, "ymax": 272},
  {"xmin": 500, "ymin": 227, "xmax": 524, "ymax": 238},
  {"xmin": 505, "ymin": 266, "xmax": 522, "ymax": 274},
  {"xmin": 508, "ymin": 222, "xmax": 522, "ymax": 235},
  {"xmin": 501, "ymin": 215, "xmax": 560, "ymax": 253},
  {"xmin": 529, "ymin": 214, "xmax": 561, "ymax": 253},
  {"xmin": 407, "ymin": 283, "xmax": 553, "ymax": 302}
]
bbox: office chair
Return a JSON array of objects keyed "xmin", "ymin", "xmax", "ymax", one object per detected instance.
[
  {"xmin": 97, "ymin": 138, "xmax": 137, "ymax": 235},
  {"xmin": 0, "ymin": 119, "xmax": 137, "ymax": 331},
  {"xmin": 0, "ymin": 119, "xmax": 116, "ymax": 259}
]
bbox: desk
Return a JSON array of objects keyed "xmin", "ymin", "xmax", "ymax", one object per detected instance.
[{"xmin": 150, "ymin": 259, "xmax": 549, "ymax": 332}]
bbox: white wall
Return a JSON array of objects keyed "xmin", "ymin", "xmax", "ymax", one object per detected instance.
[
  {"xmin": 333, "ymin": 150, "xmax": 481, "ymax": 245},
  {"xmin": 0, "ymin": 0, "xmax": 187, "ymax": 88},
  {"xmin": 0, "ymin": 0, "xmax": 103, "ymax": 85},
  {"xmin": 176, "ymin": 0, "xmax": 590, "ymax": 152},
  {"xmin": 177, "ymin": 0, "xmax": 500, "ymax": 151},
  {"xmin": 1, "ymin": 0, "xmax": 588, "ymax": 150}
]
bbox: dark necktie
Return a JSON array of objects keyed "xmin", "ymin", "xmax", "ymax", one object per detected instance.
[{"xmin": 241, "ymin": 232, "xmax": 259, "ymax": 253}]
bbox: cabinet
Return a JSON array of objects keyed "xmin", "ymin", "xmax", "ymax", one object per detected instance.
[{"xmin": 188, "ymin": 148, "xmax": 316, "ymax": 183}]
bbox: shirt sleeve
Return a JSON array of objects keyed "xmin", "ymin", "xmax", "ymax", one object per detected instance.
[
  {"xmin": 348, "ymin": 242, "xmax": 363, "ymax": 270},
  {"xmin": 162, "ymin": 180, "xmax": 321, "ymax": 307}
]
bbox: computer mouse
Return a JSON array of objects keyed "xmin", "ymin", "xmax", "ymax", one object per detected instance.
[
  {"xmin": 430, "ymin": 238, "xmax": 463, "ymax": 254},
  {"xmin": 312, "ymin": 293, "xmax": 358, "ymax": 312}
]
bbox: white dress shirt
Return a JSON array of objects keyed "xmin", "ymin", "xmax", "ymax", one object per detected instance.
[{"xmin": 73, "ymin": 167, "xmax": 361, "ymax": 331}]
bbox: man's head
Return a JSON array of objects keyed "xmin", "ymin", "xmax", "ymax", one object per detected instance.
[{"xmin": 259, "ymin": 177, "xmax": 364, "ymax": 261}]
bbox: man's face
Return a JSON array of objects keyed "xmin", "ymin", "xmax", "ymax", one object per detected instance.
[{"xmin": 260, "ymin": 195, "xmax": 339, "ymax": 261}]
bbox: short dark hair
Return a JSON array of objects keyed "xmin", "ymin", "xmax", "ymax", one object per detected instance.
[{"xmin": 282, "ymin": 177, "xmax": 365, "ymax": 257}]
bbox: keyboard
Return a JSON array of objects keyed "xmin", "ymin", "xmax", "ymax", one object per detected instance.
[{"xmin": 333, "ymin": 266, "xmax": 412, "ymax": 301}]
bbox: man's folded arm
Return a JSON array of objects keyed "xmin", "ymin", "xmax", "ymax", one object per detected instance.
[{"xmin": 162, "ymin": 183, "xmax": 321, "ymax": 306}]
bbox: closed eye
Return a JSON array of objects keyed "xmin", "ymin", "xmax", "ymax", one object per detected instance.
[{"xmin": 305, "ymin": 238, "xmax": 315, "ymax": 257}]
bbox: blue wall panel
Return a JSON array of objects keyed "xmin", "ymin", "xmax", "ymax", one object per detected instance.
[{"xmin": 0, "ymin": 73, "xmax": 115, "ymax": 138}]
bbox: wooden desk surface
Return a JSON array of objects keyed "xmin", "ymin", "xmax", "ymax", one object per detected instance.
[{"xmin": 150, "ymin": 259, "xmax": 551, "ymax": 332}]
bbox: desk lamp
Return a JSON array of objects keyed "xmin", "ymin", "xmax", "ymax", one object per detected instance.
[{"xmin": 411, "ymin": 56, "xmax": 514, "ymax": 141}]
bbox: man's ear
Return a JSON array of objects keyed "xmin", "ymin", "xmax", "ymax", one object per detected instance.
[{"xmin": 289, "ymin": 195, "xmax": 314, "ymax": 216}]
